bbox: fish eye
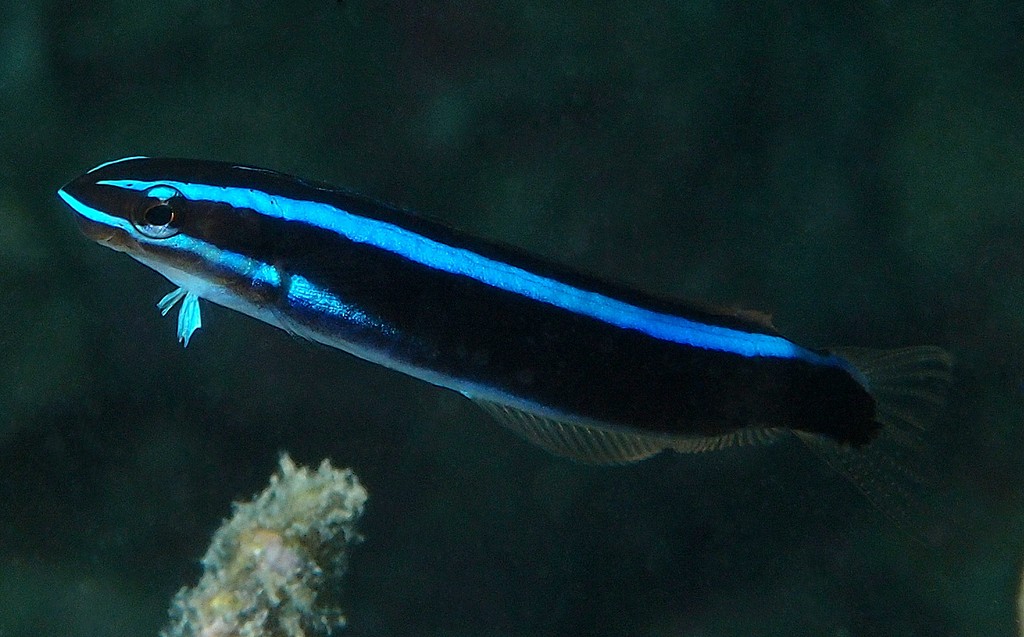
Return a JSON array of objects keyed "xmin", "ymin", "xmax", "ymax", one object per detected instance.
[
  {"xmin": 144, "ymin": 203, "xmax": 174, "ymax": 227},
  {"xmin": 131, "ymin": 185, "xmax": 182, "ymax": 239}
]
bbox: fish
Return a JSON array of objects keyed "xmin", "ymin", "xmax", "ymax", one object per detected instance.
[{"xmin": 58, "ymin": 157, "xmax": 950, "ymax": 513}]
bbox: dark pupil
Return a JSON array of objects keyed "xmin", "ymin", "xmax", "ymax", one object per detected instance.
[{"xmin": 145, "ymin": 204, "xmax": 174, "ymax": 227}]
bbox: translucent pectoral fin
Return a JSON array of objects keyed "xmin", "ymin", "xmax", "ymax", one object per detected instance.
[
  {"xmin": 157, "ymin": 287, "xmax": 187, "ymax": 316},
  {"xmin": 177, "ymin": 291, "xmax": 202, "ymax": 347},
  {"xmin": 156, "ymin": 287, "xmax": 203, "ymax": 347}
]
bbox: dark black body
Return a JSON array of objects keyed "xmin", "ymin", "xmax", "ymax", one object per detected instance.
[{"xmin": 65, "ymin": 158, "xmax": 880, "ymax": 445}]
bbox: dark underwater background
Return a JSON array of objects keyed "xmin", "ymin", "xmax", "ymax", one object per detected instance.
[{"xmin": 1, "ymin": 1, "xmax": 1022, "ymax": 635}]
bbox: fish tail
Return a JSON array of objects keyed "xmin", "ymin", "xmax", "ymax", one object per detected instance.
[
  {"xmin": 799, "ymin": 345, "xmax": 953, "ymax": 538},
  {"xmin": 837, "ymin": 345, "xmax": 953, "ymax": 437}
]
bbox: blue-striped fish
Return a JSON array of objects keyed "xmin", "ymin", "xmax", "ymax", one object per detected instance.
[{"xmin": 58, "ymin": 157, "xmax": 949, "ymax": 489}]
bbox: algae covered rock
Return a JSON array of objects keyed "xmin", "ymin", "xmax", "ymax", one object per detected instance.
[{"xmin": 161, "ymin": 454, "xmax": 367, "ymax": 637}]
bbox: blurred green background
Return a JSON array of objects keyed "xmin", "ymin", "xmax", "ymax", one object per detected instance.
[{"xmin": 1, "ymin": 1, "xmax": 1022, "ymax": 635}]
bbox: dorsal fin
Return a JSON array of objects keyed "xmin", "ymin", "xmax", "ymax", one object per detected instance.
[{"xmin": 732, "ymin": 308, "xmax": 777, "ymax": 332}]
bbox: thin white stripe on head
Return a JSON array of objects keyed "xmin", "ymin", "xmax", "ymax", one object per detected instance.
[{"xmin": 86, "ymin": 156, "xmax": 149, "ymax": 174}]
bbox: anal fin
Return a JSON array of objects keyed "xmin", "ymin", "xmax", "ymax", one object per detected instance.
[
  {"xmin": 668, "ymin": 427, "xmax": 782, "ymax": 453},
  {"xmin": 470, "ymin": 399, "xmax": 669, "ymax": 465},
  {"xmin": 470, "ymin": 399, "xmax": 781, "ymax": 465}
]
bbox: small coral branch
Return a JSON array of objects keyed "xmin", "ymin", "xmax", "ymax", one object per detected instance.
[{"xmin": 161, "ymin": 454, "xmax": 368, "ymax": 637}]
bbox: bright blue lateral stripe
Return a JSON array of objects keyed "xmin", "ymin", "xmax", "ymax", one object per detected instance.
[{"xmin": 96, "ymin": 177, "xmax": 836, "ymax": 364}]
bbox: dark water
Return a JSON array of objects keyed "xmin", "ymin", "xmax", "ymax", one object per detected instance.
[{"xmin": 1, "ymin": 1, "xmax": 1020, "ymax": 635}]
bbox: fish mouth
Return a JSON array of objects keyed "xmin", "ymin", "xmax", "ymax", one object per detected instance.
[
  {"xmin": 57, "ymin": 186, "xmax": 122, "ymax": 246},
  {"xmin": 73, "ymin": 213, "xmax": 116, "ymax": 244}
]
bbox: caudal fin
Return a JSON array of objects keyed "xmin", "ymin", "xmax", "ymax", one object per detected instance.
[
  {"xmin": 800, "ymin": 345, "xmax": 953, "ymax": 537},
  {"xmin": 838, "ymin": 346, "xmax": 953, "ymax": 440}
]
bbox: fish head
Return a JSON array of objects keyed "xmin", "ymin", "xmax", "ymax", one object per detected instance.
[{"xmin": 57, "ymin": 156, "xmax": 283, "ymax": 306}]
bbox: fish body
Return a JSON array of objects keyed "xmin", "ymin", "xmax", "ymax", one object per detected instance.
[{"xmin": 58, "ymin": 157, "xmax": 948, "ymax": 467}]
